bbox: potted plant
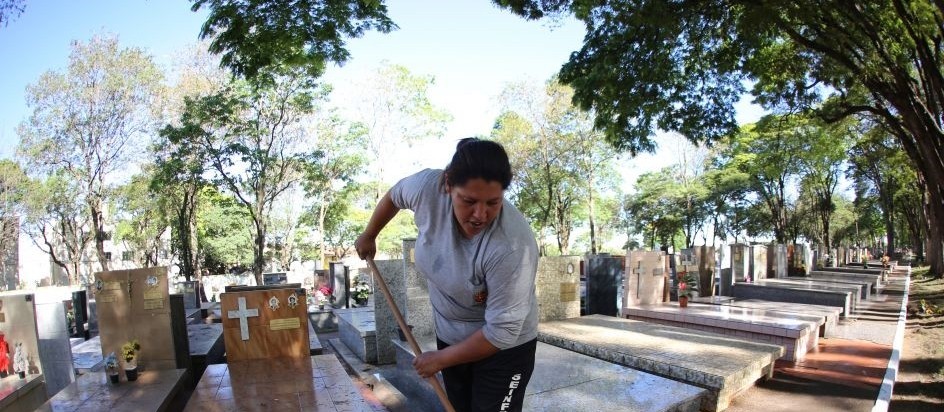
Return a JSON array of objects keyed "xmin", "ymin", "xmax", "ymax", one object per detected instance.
[
  {"xmin": 677, "ymin": 272, "xmax": 699, "ymax": 308},
  {"xmin": 316, "ymin": 285, "xmax": 333, "ymax": 310},
  {"xmin": 350, "ymin": 280, "xmax": 371, "ymax": 306},
  {"xmin": 121, "ymin": 340, "xmax": 141, "ymax": 381},
  {"xmin": 105, "ymin": 352, "xmax": 120, "ymax": 384}
]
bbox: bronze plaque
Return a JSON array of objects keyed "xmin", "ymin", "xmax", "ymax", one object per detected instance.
[{"xmin": 559, "ymin": 282, "xmax": 578, "ymax": 302}]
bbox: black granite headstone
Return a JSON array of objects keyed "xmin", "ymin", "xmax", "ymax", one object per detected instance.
[
  {"xmin": 262, "ymin": 272, "xmax": 288, "ymax": 285},
  {"xmin": 585, "ymin": 254, "xmax": 624, "ymax": 316},
  {"xmin": 329, "ymin": 263, "xmax": 350, "ymax": 308},
  {"xmin": 71, "ymin": 290, "xmax": 88, "ymax": 339}
]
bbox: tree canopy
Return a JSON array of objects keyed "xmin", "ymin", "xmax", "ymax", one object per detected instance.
[{"xmin": 498, "ymin": 0, "xmax": 944, "ymax": 274}]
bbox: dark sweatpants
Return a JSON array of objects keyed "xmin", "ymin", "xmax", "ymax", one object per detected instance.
[{"xmin": 436, "ymin": 338, "xmax": 537, "ymax": 412}]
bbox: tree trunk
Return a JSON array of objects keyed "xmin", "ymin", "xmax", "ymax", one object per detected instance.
[
  {"xmin": 90, "ymin": 200, "xmax": 110, "ymax": 272},
  {"xmin": 252, "ymin": 214, "xmax": 266, "ymax": 286},
  {"xmin": 588, "ymin": 181, "xmax": 597, "ymax": 255}
]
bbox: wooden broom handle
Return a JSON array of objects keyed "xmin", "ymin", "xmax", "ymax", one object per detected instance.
[{"xmin": 366, "ymin": 258, "xmax": 456, "ymax": 412}]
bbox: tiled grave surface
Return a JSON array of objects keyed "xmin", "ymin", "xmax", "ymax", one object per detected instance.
[
  {"xmin": 691, "ymin": 297, "xmax": 841, "ymax": 337},
  {"xmin": 0, "ymin": 373, "xmax": 46, "ymax": 411},
  {"xmin": 526, "ymin": 343, "xmax": 704, "ymax": 412},
  {"xmin": 184, "ymin": 355, "xmax": 381, "ymax": 412},
  {"xmin": 539, "ymin": 315, "xmax": 783, "ymax": 411},
  {"xmin": 72, "ymin": 336, "xmax": 103, "ymax": 372},
  {"xmin": 623, "ymin": 304, "xmax": 819, "ymax": 361},
  {"xmin": 36, "ymin": 368, "xmax": 187, "ymax": 412},
  {"xmin": 732, "ymin": 282, "xmax": 852, "ymax": 316},
  {"xmin": 388, "ymin": 338, "xmax": 705, "ymax": 412},
  {"xmin": 337, "ymin": 308, "xmax": 376, "ymax": 363}
]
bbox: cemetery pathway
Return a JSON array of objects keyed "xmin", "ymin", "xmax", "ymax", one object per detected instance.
[{"xmin": 725, "ymin": 273, "xmax": 907, "ymax": 412}]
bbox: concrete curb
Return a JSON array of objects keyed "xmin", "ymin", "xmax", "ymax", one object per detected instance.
[{"xmin": 871, "ymin": 266, "xmax": 911, "ymax": 412}]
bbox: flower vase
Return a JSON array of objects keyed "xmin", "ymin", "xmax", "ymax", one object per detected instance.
[
  {"xmin": 125, "ymin": 366, "xmax": 138, "ymax": 381},
  {"xmin": 17, "ymin": 371, "xmax": 25, "ymax": 379},
  {"xmin": 679, "ymin": 296, "xmax": 689, "ymax": 308},
  {"xmin": 108, "ymin": 371, "xmax": 120, "ymax": 384}
]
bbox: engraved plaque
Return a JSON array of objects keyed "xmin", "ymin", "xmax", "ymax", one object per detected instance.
[
  {"xmin": 144, "ymin": 289, "xmax": 163, "ymax": 300},
  {"xmin": 269, "ymin": 317, "xmax": 301, "ymax": 331},
  {"xmin": 559, "ymin": 282, "xmax": 578, "ymax": 302},
  {"xmin": 144, "ymin": 299, "xmax": 164, "ymax": 310}
]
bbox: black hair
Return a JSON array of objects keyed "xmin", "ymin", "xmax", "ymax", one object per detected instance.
[{"xmin": 444, "ymin": 138, "xmax": 512, "ymax": 189}]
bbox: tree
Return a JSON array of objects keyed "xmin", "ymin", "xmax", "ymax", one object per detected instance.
[
  {"xmin": 494, "ymin": 79, "xmax": 616, "ymax": 255},
  {"xmin": 192, "ymin": 0, "xmax": 396, "ymax": 81},
  {"xmin": 353, "ymin": 62, "xmax": 451, "ymax": 200},
  {"xmin": 18, "ymin": 35, "xmax": 163, "ymax": 273},
  {"xmin": 197, "ymin": 187, "xmax": 253, "ymax": 273},
  {"xmin": 112, "ymin": 167, "xmax": 170, "ymax": 268},
  {"xmin": 154, "ymin": 40, "xmax": 230, "ymax": 282},
  {"xmin": 0, "ymin": 0, "xmax": 25, "ymax": 27},
  {"xmin": 301, "ymin": 112, "xmax": 368, "ymax": 264},
  {"xmin": 0, "ymin": 160, "xmax": 27, "ymax": 290},
  {"xmin": 623, "ymin": 168, "xmax": 684, "ymax": 250},
  {"xmin": 797, "ymin": 115, "xmax": 853, "ymax": 252},
  {"xmin": 20, "ymin": 173, "xmax": 93, "ymax": 286},
  {"xmin": 848, "ymin": 124, "xmax": 907, "ymax": 257},
  {"xmin": 720, "ymin": 115, "xmax": 805, "ymax": 243},
  {"xmin": 163, "ymin": 68, "xmax": 322, "ymax": 285},
  {"xmin": 497, "ymin": 0, "xmax": 944, "ymax": 275}
]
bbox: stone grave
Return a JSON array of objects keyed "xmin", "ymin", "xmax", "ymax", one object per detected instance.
[
  {"xmin": 33, "ymin": 293, "xmax": 75, "ymax": 397},
  {"xmin": 368, "ymin": 258, "xmax": 406, "ymax": 364},
  {"xmin": 753, "ymin": 278, "xmax": 864, "ymax": 308},
  {"xmin": 0, "ymin": 292, "xmax": 47, "ymax": 412},
  {"xmin": 189, "ymin": 286, "xmax": 375, "ymax": 411},
  {"xmin": 186, "ymin": 323, "xmax": 224, "ymax": 382},
  {"xmin": 329, "ymin": 262, "xmax": 350, "ymax": 309},
  {"xmin": 220, "ymin": 285, "xmax": 309, "ymax": 361},
  {"xmin": 797, "ymin": 243, "xmax": 813, "ymax": 275},
  {"xmin": 820, "ymin": 266, "xmax": 885, "ymax": 276},
  {"xmin": 174, "ymin": 280, "xmax": 201, "ymax": 312},
  {"xmin": 681, "ymin": 246, "xmax": 716, "ymax": 297},
  {"xmin": 38, "ymin": 368, "xmax": 188, "ymax": 412},
  {"xmin": 768, "ymin": 244, "xmax": 788, "ymax": 278},
  {"xmin": 732, "ymin": 282, "xmax": 853, "ymax": 316},
  {"xmin": 750, "ymin": 244, "xmax": 768, "ymax": 281},
  {"xmin": 623, "ymin": 250, "xmax": 667, "ymax": 308},
  {"xmin": 335, "ymin": 307, "xmax": 377, "ymax": 363},
  {"xmin": 94, "ymin": 267, "xmax": 181, "ymax": 371},
  {"xmin": 623, "ymin": 303, "xmax": 821, "ymax": 361},
  {"xmin": 693, "ymin": 297, "xmax": 842, "ymax": 338},
  {"xmin": 810, "ymin": 270, "xmax": 882, "ymax": 291},
  {"xmin": 262, "ymin": 271, "xmax": 288, "ymax": 286},
  {"xmin": 728, "ymin": 243, "xmax": 751, "ymax": 291},
  {"xmin": 403, "ymin": 238, "xmax": 435, "ymax": 343},
  {"xmin": 536, "ymin": 256, "xmax": 582, "ymax": 322},
  {"xmin": 389, "ymin": 338, "xmax": 707, "ymax": 412},
  {"xmin": 584, "ymin": 253, "xmax": 625, "ymax": 316},
  {"xmin": 539, "ymin": 315, "xmax": 783, "ymax": 412}
]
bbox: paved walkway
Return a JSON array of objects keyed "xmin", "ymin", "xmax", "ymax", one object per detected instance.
[{"xmin": 726, "ymin": 271, "xmax": 907, "ymax": 412}]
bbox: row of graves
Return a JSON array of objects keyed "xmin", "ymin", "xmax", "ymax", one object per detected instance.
[
  {"xmin": 324, "ymin": 240, "xmax": 903, "ymax": 412},
  {"xmin": 0, "ymin": 262, "xmax": 379, "ymax": 411}
]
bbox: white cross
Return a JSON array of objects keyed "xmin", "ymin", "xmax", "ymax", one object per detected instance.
[{"xmin": 227, "ymin": 297, "xmax": 259, "ymax": 341}]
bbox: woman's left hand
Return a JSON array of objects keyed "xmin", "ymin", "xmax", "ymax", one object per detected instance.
[{"xmin": 413, "ymin": 350, "xmax": 446, "ymax": 379}]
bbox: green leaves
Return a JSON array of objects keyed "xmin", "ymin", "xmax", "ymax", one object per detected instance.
[{"xmin": 192, "ymin": 0, "xmax": 397, "ymax": 81}]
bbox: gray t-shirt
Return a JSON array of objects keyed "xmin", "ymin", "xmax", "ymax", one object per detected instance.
[{"xmin": 389, "ymin": 169, "xmax": 539, "ymax": 350}]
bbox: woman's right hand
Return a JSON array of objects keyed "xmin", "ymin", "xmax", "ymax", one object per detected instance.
[{"xmin": 355, "ymin": 233, "xmax": 377, "ymax": 260}]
